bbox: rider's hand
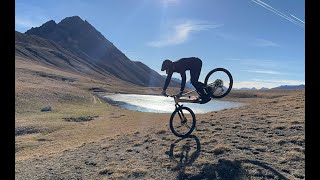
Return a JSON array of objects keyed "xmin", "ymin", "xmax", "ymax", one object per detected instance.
[{"xmin": 161, "ymin": 90, "xmax": 168, "ymax": 97}]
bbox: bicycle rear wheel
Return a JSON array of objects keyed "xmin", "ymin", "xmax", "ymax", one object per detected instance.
[
  {"xmin": 169, "ymin": 106, "xmax": 196, "ymax": 138},
  {"xmin": 204, "ymin": 68, "xmax": 233, "ymax": 98}
]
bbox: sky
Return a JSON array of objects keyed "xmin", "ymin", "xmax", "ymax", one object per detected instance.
[{"xmin": 15, "ymin": 0, "xmax": 305, "ymax": 89}]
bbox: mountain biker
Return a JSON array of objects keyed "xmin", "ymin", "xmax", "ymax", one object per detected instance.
[{"xmin": 161, "ymin": 57, "xmax": 211, "ymax": 104}]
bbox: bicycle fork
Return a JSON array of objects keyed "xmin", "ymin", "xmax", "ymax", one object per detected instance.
[{"xmin": 175, "ymin": 104, "xmax": 187, "ymax": 124}]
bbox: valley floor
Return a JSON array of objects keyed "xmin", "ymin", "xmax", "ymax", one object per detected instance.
[
  {"xmin": 15, "ymin": 58, "xmax": 305, "ymax": 179},
  {"xmin": 15, "ymin": 90, "xmax": 305, "ymax": 180}
]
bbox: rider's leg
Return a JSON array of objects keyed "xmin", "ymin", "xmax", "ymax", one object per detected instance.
[
  {"xmin": 192, "ymin": 81, "xmax": 206, "ymax": 97},
  {"xmin": 190, "ymin": 63, "xmax": 210, "ymax": 104},
  {"xmin": 189, "ymin": 61, "xmax": 203, "ymax": 95},
  {"xmin": 192, "ymin": 82, "xmax": 210, "ymax": 104}
]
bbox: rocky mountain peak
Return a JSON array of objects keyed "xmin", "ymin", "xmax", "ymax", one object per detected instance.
[
  {"xmin": 59, "ymin": 16, "xmax": 83, "ymax": 24},
  {"xmin": 57, "ymin": 16, "xmax": 90, "ymax": 30},
  {"xmin": 22, "ymin": 15, "xmax": 170, "ymax": 87},
  {"xmin": 25, "ymin": 16, "xmax": 113, "ymax": 60},
  {"xmin": 26, "ymin": 20, "xmax": 57, "ymax": 36},
  {"xmin": 43, "ymin": 20, "xmax": 57, "ymax": 27}
]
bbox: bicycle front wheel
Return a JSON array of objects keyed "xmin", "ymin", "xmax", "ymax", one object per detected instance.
[
  {"xmin": 204, "ymin": 68, "xmax": 233, "ymax": 98},
  {"xmin": 169, "ymin": 106, "xmax": 196, "ymax": 138}
]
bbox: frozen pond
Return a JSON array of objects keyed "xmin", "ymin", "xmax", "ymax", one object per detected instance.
[{"xmin": 102, "ymin": 94, "xmax": 246, "ymax": 114}]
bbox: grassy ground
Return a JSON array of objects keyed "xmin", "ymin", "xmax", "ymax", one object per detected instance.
[
  {"xmin": 15, "ymin": 57, "xmax": 168, "ymax": 160},
  {"xmin": 15, "ymin": 57, "xmax": 305, "ymax": 179}
]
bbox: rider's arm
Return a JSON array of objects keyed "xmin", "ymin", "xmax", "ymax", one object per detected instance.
[
  {"xmin": 163, "ymin": 71, "xmax": 173, "ymax": 91},
  {"xmin": 180, "ymin": 71, "xmax": 186, "ymax": 92}
]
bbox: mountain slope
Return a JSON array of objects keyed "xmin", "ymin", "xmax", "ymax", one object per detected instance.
[
  {"xmin": 26, "ymin": 17, "xmax": 113, "ymax": 60},
  {"xmin": 24, "ymin": 16, "xmax": 169, "ymax": 87},
  {"xmin": 16, "ymin": 31, "xmax": 120, "ymax": 81}
]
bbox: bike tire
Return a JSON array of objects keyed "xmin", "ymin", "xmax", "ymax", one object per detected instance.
[
  {"xmin": 169, "ymin": 106, "xmax": 196, "ymax": 138},
  {"xmin": 204, "ymin": 68, "xmax": 233, "ymax": 98}
]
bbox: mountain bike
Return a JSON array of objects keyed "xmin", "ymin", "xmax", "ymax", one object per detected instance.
[{"xmin": 167, "ymin": 67, "xmax": 233, "ymax": 137}]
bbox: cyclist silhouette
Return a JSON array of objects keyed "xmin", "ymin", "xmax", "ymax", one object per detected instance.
[{"xmin": 161, "ymin": 57, "xmax": 211, "ymax": 104}]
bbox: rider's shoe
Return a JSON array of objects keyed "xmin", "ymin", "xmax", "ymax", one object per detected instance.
[{"xmin": 199, "ymin": 95, "xmax": 211, "ymax": 104}]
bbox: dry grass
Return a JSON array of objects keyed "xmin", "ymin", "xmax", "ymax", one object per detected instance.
[
  {"xmin": 99, "ymin": 166, "xmax": 148, "ymax": 179},
  {"xmin": 15, "ymin": 57, "xmax": 169, "ymax": 160},
  {"xmin": 211, "ymin": 144, "xmax": 231, "ymax": 155},
  {"xmin": 15, "ymin": 57, "xmax": 305, "ymax": 179}
]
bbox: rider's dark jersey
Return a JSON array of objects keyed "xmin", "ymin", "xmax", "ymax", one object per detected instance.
[{"xmin": 163, "ymin": 57, "xmax": 202, "ymax": 92}]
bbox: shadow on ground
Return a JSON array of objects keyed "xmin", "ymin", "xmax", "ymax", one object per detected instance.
[
  {"xmin": 169, "ymin": 135, "xmax": 201, "ymax": 170},
  {"xmin": 167, "ymin": 135, "xmax": 289, "ymax": 180}
]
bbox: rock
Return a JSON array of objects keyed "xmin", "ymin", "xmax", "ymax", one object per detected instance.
[{"xmin": 41, "ymin": 106, "xmax": 52, "ymax": 112}]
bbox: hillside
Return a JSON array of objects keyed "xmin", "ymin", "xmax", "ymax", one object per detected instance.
[
  {"xmin": 16, "ymin": 31, "xmax": 118, "ymax": 81},
  {"xmin": 24, "ymin": 16, "xmax": 172, "ymax": 87}
]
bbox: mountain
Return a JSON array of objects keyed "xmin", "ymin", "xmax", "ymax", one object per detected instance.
[
  {"xmin": 236, "ymin": 87, "xmax": 258, "ymax": 90},
  {"xmin": 15, "ymin": 31, "xmax": 118, "ymax": 81},
  {"xmin": 271, "ymin": 84, "xmax": 305, "ymax": 90},
  {"xmin": 23, "ymin": 16, "xmax": 171, "ymax": 87},
  {"xmin": 25, "ymin": 17, "xmax": 113, "ymax": 60},
  {"xmin": 259, "ymin": 87, "xmax": 269, "ymax": 90},
  {"xmin": 233, "ymin": 85, "xmax": 305, "ymax": 90},
  {"xmin": 185, "ymin": 80, "xmax": 196, "ymax": 89}
]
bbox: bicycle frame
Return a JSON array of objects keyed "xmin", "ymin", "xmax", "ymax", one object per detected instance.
[
  {"xmin": 173, "ymin": 94, "xmax": 199, "ymax": 104},
  {"xmin": 180, "ymin": 82, "xmax": 216, "ymax": 97},
  {"xmin": 173, "ymin": 83, "xmax": 215, "ymax": 104},
  {"xmin": 170, "ymin": 69, "xmax": 230, "ymax": 103}
]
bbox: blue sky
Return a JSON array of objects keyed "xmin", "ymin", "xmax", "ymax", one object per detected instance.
[{"xmin": 15, "ymin": 0, "xmax": 305, "ymax": 89}]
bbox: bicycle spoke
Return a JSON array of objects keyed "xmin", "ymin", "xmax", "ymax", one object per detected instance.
[
  {"xmin": 204, "ymin": 68, "xmax": 233, "ymax": 98},
  {"xmin": 170, "ymin": 107, "xmax": 196, "ymax": 137},
  {"xmin": 184, "ymin": 124, "xmax": 191, "ymax": 129}
]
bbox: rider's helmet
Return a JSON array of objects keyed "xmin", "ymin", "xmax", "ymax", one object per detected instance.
[{"xmin": 161, "ymin": 59, "xmax": 173, "ymax": 71}]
